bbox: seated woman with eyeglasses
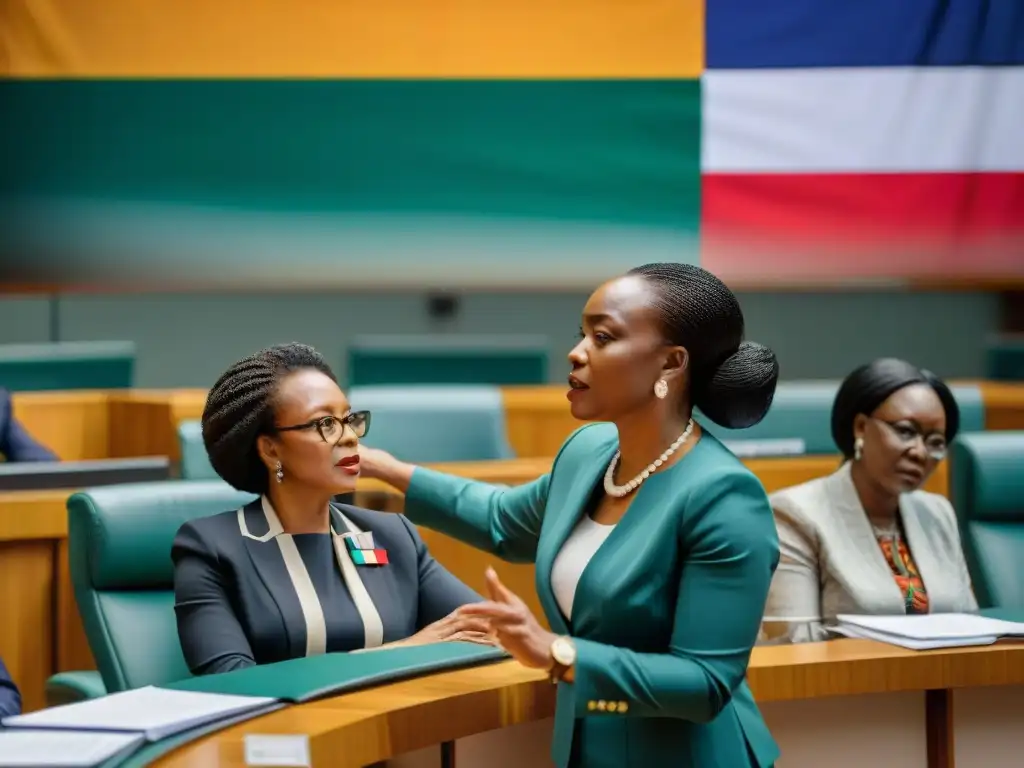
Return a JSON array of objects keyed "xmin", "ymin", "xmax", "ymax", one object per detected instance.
[
  {"xmin": 171, "ymin": 343, "xmax": 488, "ymax": 676},
  {"xmin": 761, "ymin": 358, "xmax": 977, "ymax": 644}
]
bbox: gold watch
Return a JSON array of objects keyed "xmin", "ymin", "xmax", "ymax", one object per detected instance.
[{"xmin": 548, "ymin": 636, "xmax": 576, "ymax": 683}]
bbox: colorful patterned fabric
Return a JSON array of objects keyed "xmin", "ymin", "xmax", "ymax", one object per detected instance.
[{"xmin": 877, "ymin": 535, "xmax": 930, "ymax": 614}]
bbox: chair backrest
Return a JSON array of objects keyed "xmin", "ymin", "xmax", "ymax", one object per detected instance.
[
  {"xmin": 347, "ymin": 334, "xmax": 547, "ymax": 387},
  {"xmin": 177, "ymin": 420, "xmax": 217, "ymax": 480},
  {"xmin": 704, "ymin": 380, "xmax": 986, "ymax": 456},
  {"xmin": 349, "ymin": 384, "xmax": 514, "ymax": 463},
  {"xmin": 68, "ymin": 481, "xmax": 256, "ymax": 693},
  {"xmin": 986, "ymin": 336, "xmax": 1024, "ymax": 381},
  {"xmin": 0, "ymin": 341, "xmax": 135, "ymax": 391},
  {"xmin": 949, "ymin": 431, "xmax": 1024, "ymax": 610}
]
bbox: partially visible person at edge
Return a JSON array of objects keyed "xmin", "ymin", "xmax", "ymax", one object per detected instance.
[
  {"xmin": 0, "ymin": 388, "xmax": 59, "ymax": 462},
  {"xmin": 0, "ymin": 655, "xmax": 21, "ymax": 720},
  {"xmin": 358, "ymin": 264, "xmax": 782, "ymax": 768},
  {"xmin": 171, "ymin": 343, "xmax": 489, "ymax": 676},
  {"xmin": 762, "ymin": 358, "xmax": 976, "ymax": 644}
]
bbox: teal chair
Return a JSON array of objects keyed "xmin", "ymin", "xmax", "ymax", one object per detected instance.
[
  {"xmin": 950, "ymin": 431, "xmax": 1024, "ymax": 610},
  {"xmin": 349, "ymin": 385, "xmax": 514, "ymax": 463},
  {"xmin": 705, "ymin": 381, "xmax": 986, "ymax": 456},
  {"xmin": 347, "ymin": 334, "xmax": 548, "ymax": 387},
  {"xmin": 0, "ymin": 341, "xmax": 135, "ymax": 391},
  {"xmin": 987, "ymin": 336, "xmax": 1024, "ymax": 381},
  {"xmin": 178, "ymin": 420, "xmax": 216, "ymax": 481},
  {"xmin": 48, "ymin": 481, "xmax": 256, "ymax": 705}
]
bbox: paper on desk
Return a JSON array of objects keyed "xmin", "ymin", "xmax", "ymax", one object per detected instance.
[
  {"xmin": 834, "ymin": 613, "xmax": 1024, "ymax": 650},
  {"xmin": 0, "ymin": 730, "xmax": 143, "ymax": 767},
  {"xmin": 1, "ymin": 685, "xmax": 279, "ymax": 742}
]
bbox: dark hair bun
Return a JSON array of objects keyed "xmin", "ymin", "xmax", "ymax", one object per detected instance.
[{"xmin": 694, "ymin": 341, "xmax": 780, "ymax": 429}]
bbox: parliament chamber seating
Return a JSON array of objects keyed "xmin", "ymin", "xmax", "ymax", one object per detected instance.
[
  {"xmin": 47, "ymin": 481, "xmax": 257, "ymax": 706},
  {"xmin": 0, "ymin": 340, "xmax": 135, "ymax": 391},
  {"xmin": 177, "ymin": 384, "xmax": 514, "ymax": 480},
  {"xmin": 346, "ymin": 334, "xmax": 548, "ymax": 386},
  {"xmin": 950, "ymin": 431, "xmax": 1024, "ymax": 611},
  {"xmin": 706, "ymin": 381, "xmax": 986, "ymax": 455},
  {"xmin": 988, "ymin": 336, "xmax": 1024, "ymax": 382}
]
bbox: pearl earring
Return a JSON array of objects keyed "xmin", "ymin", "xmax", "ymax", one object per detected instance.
[
  {"xmin": 854, "ymin": 438, "xmax": 864, "ymax": 461},
  {"xmin": 275, "ymin": 461, "xmax": 284, "ymax": 483},
  {"xmin": 654, "ymin": 378, "xmax": 668, "ymax": 399}
]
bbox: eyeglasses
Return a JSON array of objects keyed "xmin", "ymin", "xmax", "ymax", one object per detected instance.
[
  {"xmin": 274, "ymin": 410, "xmax": 372, "ymax": 444},
  {"xmin": 872, "ymin": 417, "xmax": 947, "ymax": 461}
]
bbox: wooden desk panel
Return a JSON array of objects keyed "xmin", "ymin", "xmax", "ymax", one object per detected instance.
[
  {"xmin": 151, "ymin": 641, "xmax": 1024, "ymax": 767},
  {"xmin": 978, "ymin": 381, "xmax": 1024, "ymax": 430},
  {"xmin": 10, "ymin": 391, "xmax": 112, "ymax": 461}
]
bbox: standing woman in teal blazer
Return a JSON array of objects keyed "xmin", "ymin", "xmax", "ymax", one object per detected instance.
[{"xmin": 360, "ymin": 263, "xmax": 782, "ymax": 768}]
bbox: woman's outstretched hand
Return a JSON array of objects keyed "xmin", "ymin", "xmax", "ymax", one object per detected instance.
[
  {"xmin": 458, "ymin": 568, "xmax": 558, "ymax": 670},
  {"xmin": 357, "ymin": 444, "xmax": 416, "ymax": 494}
]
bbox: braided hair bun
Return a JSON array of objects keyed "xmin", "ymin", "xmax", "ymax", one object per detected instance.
[{"xmin": 628, "ymin": 263, "xmax": 779, "ymax": 429}]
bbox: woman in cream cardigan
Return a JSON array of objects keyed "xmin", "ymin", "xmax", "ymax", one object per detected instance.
[{"xmin": 762, "ymin": 358, "xmax": 977, "ymax": 643}]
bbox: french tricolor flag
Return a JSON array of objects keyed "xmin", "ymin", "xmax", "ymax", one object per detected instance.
[{"xmin": 701, "ymin": 1, "xmax": 1024, "ymax": 284}]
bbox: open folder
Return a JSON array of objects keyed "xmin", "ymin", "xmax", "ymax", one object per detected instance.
[
  {"xmin": 1, "ymin": 686, "xmax": 279, "ymax": 742},
  {"xmin": 833, "ymin": 613, "xmax": 1024, "ymax": 650}
]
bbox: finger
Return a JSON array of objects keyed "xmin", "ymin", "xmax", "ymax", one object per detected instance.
[
  {"xmin": 484, "ymin": 567, "xmax": 518, "ymax": 605},
  {"xmin": 459, "ymin": 601, "xmax": 521, "ymax": 623},
  {"xmin": 448, "ymin": 615, "xmax": 493, "ymax": 635},
  {"xmin": 450, "ymin": 631, "xmax": 496, "ymax": 646}
]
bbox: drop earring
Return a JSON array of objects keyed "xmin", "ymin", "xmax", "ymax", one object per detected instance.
[
  {"xmin": 654, "ymin": 378, "xmax": 668, "ymax": 399},
  {"xmin": 275, "ymin": 461, "xmax": 284, "ymax": 483},
  {"xmin": 854, "ymin": 438, "xmax": 864, "ymax": 461}
]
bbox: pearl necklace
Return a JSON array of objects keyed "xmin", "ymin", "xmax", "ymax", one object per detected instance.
[{"xmin": 603, "ymin": 419, "xmax": 695, "ymax": 498}]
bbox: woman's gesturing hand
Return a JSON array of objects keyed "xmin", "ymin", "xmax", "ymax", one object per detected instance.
[
  {"xmin": 357, "ymin": 445, "xmax": 416, "ymax": 494},
  {"xmin": 458, "ymin": 568, "xmax": 558, "ymax": 669}
]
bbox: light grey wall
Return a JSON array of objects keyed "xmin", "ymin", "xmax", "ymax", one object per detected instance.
[{"xmin": 0, "ymin": 290, "xmax": 999, "ymax": 388}]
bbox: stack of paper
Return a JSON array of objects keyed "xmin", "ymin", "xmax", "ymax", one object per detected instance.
[
  {"xmin": 833, "ymin": 613, "xmax": 1024, "ymax": 650},
  {"xmin": 0, "ymin": 731, "xmax": 144, "ymax": 768},
  {"xmin": 0, "ymin": 686, "xmax": 280, "ymax": 766}
]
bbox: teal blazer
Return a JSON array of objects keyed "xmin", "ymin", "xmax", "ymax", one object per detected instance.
[{"xmin": 405, "ymin": 423, "xmax": 781, "ymax": 768}]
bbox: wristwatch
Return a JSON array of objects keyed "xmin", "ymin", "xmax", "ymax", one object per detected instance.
[{"xmin": 548, "ymin": 636, "xmax": 577, "ymax": 684}]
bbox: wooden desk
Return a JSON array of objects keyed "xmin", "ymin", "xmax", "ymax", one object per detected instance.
[
  {"xmin": 978, "ymin": 381, "xmax": 1024, "ymax": 430},
  {"xmin": 0, "ymin": 454, "xmax": 950, "ymax": 714},
  {"xmin": 9, "ymin": 390, "xmax": 112, "ymax": 461},
  {"xmin": 148, "ymin": 640, "xmax": 1024, "ymax": 768}
]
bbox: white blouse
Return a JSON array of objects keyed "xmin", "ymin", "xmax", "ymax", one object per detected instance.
[{"xmin": 551, "ymin": 516, "xmax": 616, "ymax": 620}]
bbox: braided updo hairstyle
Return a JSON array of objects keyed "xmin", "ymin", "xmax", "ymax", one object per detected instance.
[
  {"xmin": 201, "ymin": 342, "xmax": 337, "ymax": 494},
  {"xmin": 628, "ymin": 263, "xmax": 779, "ymax": 429}
]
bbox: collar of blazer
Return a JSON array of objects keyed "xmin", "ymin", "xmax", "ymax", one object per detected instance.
[
  {"xmin": 824, "ymin": 460, "xmax": 956, "ymax": 613},
  {"xmin": 235, "ymin": 497, "xmax": 385, "ymax": 652}
]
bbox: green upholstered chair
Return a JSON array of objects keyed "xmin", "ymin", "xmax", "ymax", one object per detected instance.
[
  {"xmin": 55, "ymin": 480, "xmax": 256, "ymax": 704},
  {"xmin": 346, "ymin": 334, "xmax": 547, "ymax": 387},
  {"xmin": 178, "ymin": 420, "xmax": 217, "ymax": 481},
  {"xmin": 0, "ymin": 341, "xmax": 135, "ymax": 391},
  {"xmin": 348, "ymin": 385, "xmax": 514, "ymax": 463},
  {"xmin": 986, "ymin": 336, "xmax": 1024, "ymax": 381},
  {"xmin": 949, "ymin": 431, "xmax": 1024, "ymax": 610},
  {"xmin": 705, "ymin": 381, "xmax": 986, "ymax": 457}
]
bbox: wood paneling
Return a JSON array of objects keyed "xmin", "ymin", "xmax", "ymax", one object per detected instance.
[{"xmin": 10, "ymin": 391, "xmax": 111, "ymax": 461}]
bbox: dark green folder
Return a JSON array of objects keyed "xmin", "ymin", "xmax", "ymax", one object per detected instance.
[
  {"xmin": 107, "ymin": 643, "xmax": 507, "ymax": 767},
  {"xmin": 165, "ymin": 641, "xmax": 507, "ymax": 702}
]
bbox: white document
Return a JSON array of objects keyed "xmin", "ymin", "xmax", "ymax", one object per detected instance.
[
  {"xmin": 834, "ymin": 613, "xmax": 1024, "ymax": 650},
  {"xmin": 1, "ymin": 685, "xmax": 279, "ymax": 742},
  {"xmin": 0, "ymin": 730, "xmax": 144, "ymax": 767}
]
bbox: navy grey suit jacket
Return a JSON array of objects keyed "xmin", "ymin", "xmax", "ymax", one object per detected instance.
[
  {"xmin": 0, "ymin": 656, "xmax": 21, "ymax": 719},
  {"xmin": 0, "ymin": 388, "xmax": 58, "ymax": 462},
  {"xmin": 172, "ymin": 499, "xmax": 482, "ymax": 676}
]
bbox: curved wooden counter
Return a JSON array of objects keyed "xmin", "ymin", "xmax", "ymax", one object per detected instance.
[{"xmin": 147, "ymin": 639, "xmax": 1024, "ymax": 767}]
